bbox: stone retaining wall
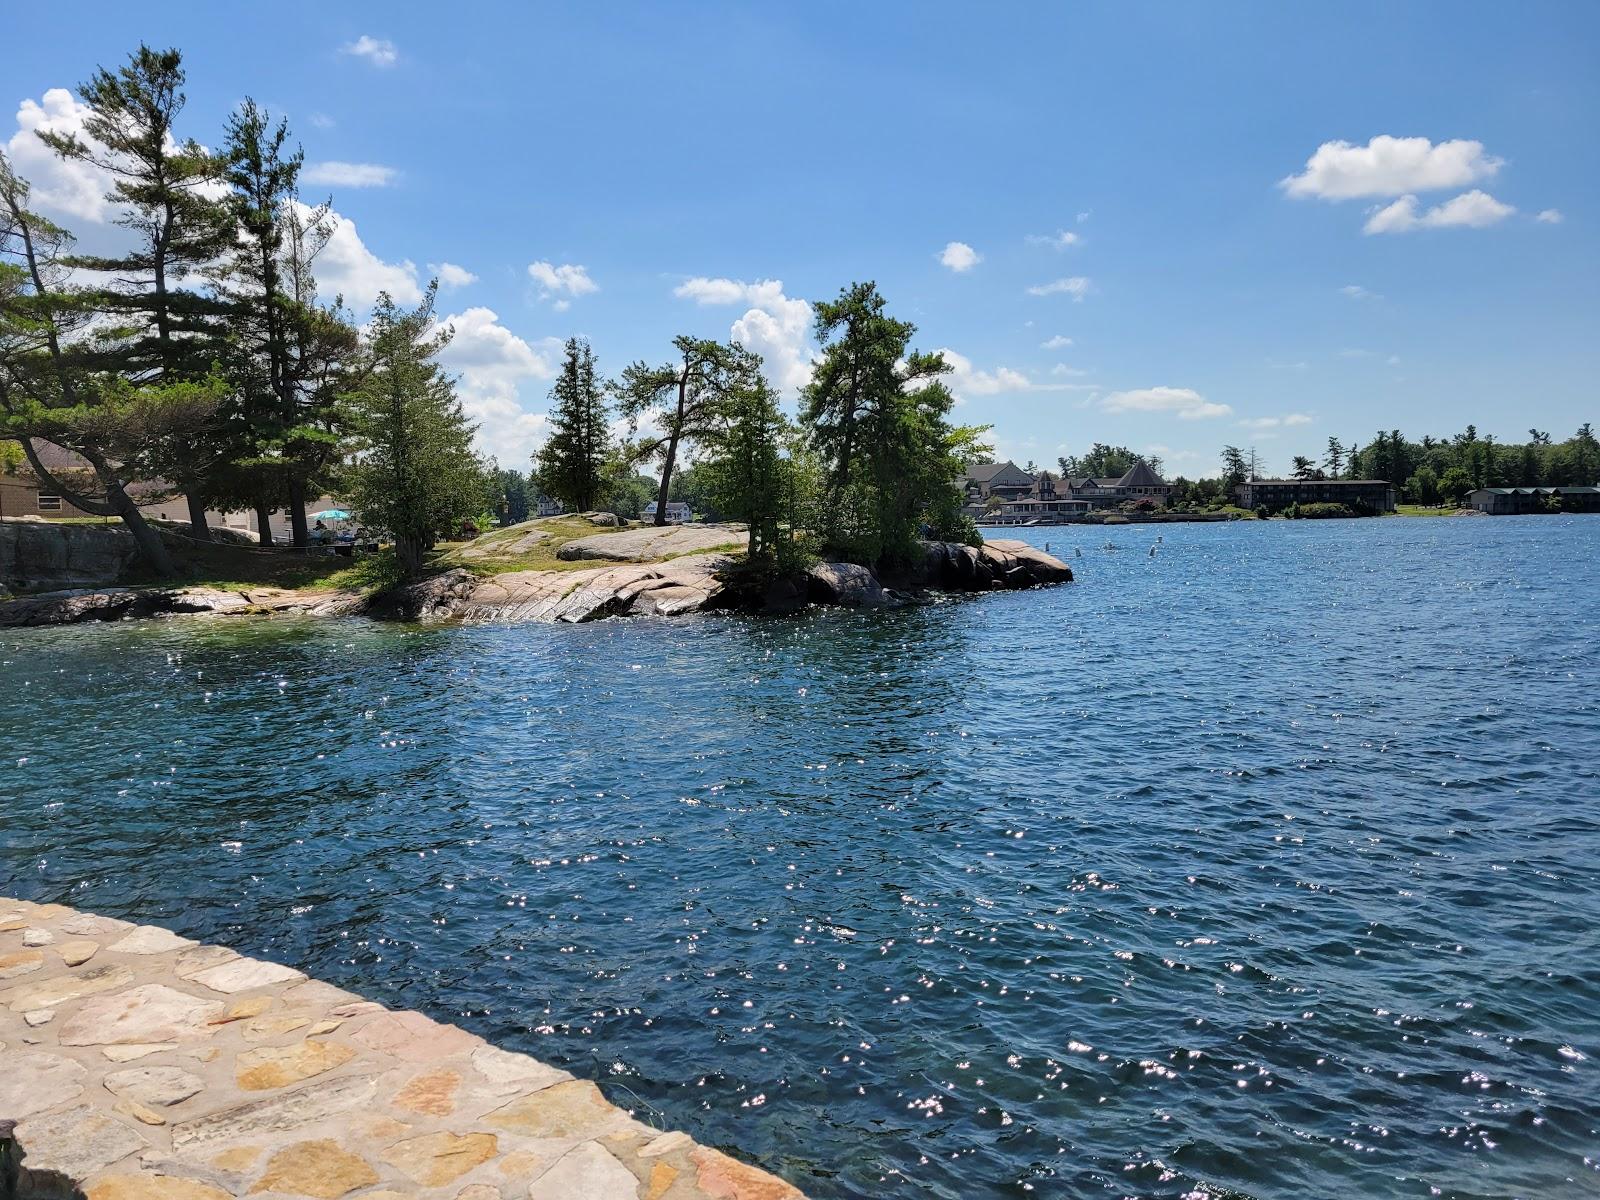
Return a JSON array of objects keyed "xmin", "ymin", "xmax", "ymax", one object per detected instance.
[{"xmin": 0, "ymin": 897, "xmax": 803, "ymax": 1200}]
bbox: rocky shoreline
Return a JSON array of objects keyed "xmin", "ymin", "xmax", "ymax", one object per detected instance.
[
  {"xmin": 0, "ymin": 895, "xmax": 804, "ymax": 1200},
  {"xmin": 0, "ymin": 519, "xmax": 1071, "ymax": 629}
]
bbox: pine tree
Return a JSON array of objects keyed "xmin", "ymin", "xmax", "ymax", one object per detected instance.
[
  {"xmin": 703, "ymin": 371, "xmax": 788, "ymax": 567},
  {"xmin": 0, "ymin": 154, "xmax": 216, "ymax": 577},
  {"xmin": 39, "ymin": 45, "xmax": 233, "ymax": 539},
  {"xmin": 616, "ymin": 336, "xmax": 761, "ymax": 525},
  {"xmin": 800, "ymin": 282, "xmax": 985, "ymax": 565},
  {"xmin": 533, "ymin": 338, "xmax": 610, "ymax": 513},
  {"xmin": 344, "ymin": 287, "xmax": 485, "ymax": 576},
  {"xmin": 215, "ymin": 99, "xmax": 356, "ymax": 546}
]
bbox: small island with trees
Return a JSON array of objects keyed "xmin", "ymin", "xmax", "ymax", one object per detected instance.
[{"xmin": 0, "ymin": 44, "xmax": 1070, "ymax": 626}]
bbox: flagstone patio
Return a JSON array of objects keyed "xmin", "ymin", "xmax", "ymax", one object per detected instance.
[{"xmin": 0, "ymin": 897, "xmax": 804, "ymax": 1200}]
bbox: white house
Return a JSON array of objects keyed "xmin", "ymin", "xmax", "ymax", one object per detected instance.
[{"xmin": 640, "ymin": 501, "xmax": 692, "ymax": 524}]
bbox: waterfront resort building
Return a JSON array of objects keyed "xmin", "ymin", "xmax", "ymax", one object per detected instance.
[
  {"xmin": 1233, "ymin": 477, "xmax": 1397, "ymax": 514},
  {"xmin": 1467, "ymin": 486, "xmax": 1600, "ymax": 515},
  {"xmin": 963, "ymin": 460, "xmax": 1173, "ymax": 522}
]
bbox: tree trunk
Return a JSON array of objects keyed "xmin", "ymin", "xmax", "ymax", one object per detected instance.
[
  {"xmin": 287, "ymin": 475, "xmax": 309, "ymax": 548},
  {"xmin": 182, "ymin": 484, "xmax": 212, "ymax": 542},
  {"xmin": 396, "ymin": 534, "xmax": 423, "ymax": 577},
  {"xmin": 654, "ymin": 434, "xmax": 680, "ymax": 527},
  {"xmin": 109, "ymin": 486, "xmax": 177, "ymax": 578},
  {"xmin": 254, "ymin": 501, "xmax": 273, "ymax": 546}
]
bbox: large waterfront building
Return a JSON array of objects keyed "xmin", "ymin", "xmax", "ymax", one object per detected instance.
[
  {"xmin": 1468, "ymin": 486, "xmax": 1600, "ymax": 514},
  {"xmin": 1234, "ymin": 477, "xmax": 1397, "ymax": 513},
  {"xmin": 965, "ymin": 460, "xmax": 1173, "ymax": 521}
]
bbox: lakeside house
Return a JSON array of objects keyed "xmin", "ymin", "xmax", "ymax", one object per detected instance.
[
  {"xmin": 641, "ymin": 500, "xmax": 692, "ymax": 524},
  {"xmin": 965, "ymin": 459, "xmax": 1173, "ymax": 523},
  {"xmin": 1234, "ymin": 477, "xmax": 1396, "ymax": 513},
  {"xmin": 1468, "ymin": 486, "xmax": 1600, "ymax": 514},
  {"xmin": 2, "ymin": 440, "xmax": 339, "ymax": 539}
]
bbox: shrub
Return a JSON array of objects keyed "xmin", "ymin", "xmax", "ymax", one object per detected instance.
[{"xmin": 1293, "ymin": 502, "xmax": 1356, "ymax": 519}]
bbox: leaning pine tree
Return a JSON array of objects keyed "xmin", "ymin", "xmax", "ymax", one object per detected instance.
[
  {"xmin": 344, "ymin": 286, "xmax": 485, "ymax": 577},
  {"xmin": 533, "ymin": 337, "xmax": 609, "ymax": 513}
]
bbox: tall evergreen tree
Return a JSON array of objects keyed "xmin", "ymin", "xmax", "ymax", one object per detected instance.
[
  {"xmin": 0, "ymin": 154, "xmax": 215, "ymax": 577},
  {"xmin": 39, "ymin": 45, "xmax": 232, "ymax": 539},
  {"xmin": 800, "ymin": 282, "xmax": 985, "ymax": 565},
  {"xmin": 703, "ymin": 370, "xmax": 789, "ymax": 568},
  {"xmin": 344, "ymin": 287, "xmax": 485, "ymax": 576},
  {"xmin": 533, "ymin": 338, "xmax": 609, "ymax": 513},
  {"xmin": 616, "ymin": 336, "xmax": 761, "ymax": 525},
  {"xmin": 215, "ymin": 99, "xmax": 354, "ymax": 546}
]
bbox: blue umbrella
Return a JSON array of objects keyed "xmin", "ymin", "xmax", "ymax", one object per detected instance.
[{"xmin": 311, "ymin": 509, "xmax": 352, "ymax": 521}]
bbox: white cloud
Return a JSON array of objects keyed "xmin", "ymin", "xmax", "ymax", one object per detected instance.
[
  {"xmin": 308, "ymin": 112, "xmax": 335, "ymax": 130},
  {"xmin": 1027, "ymin": 230, "xmax": 1081, "ymax": 249},
  {"xmin": 1363, "ymin": 189, "xmax": 1515, "ymax": 234},
  {"xmin": 674, "ymin": 276, "xmax": 753, "ymax": 305},
  {"xmin": 672, "ymin": 277, "xmax": 816, "ymax": 393},
  {"xmin": 299, "ymin": 201, "xmax": 422, "ymax": 309},
  {"xmin": 435, "ymin": 307, "xmax": 558, "ymax": 466},
  {"xmin": 7, "ymin": 88, "xmax": 113, "ymax": 223},
  {"xmin": 939, "ymin": 241, "xmax": 981, "ymax": 272},
  {"xmin": 1341, "ymin": 284, "xmax": 1379, "ymax": 301},
  {"xmin": 343, "ymin": 36, "xmax": 398, "ymax": 67},
  {"xmin": 1238, "ymin": 413, "xmax": 1312, "ymax": 430},
  {"xmin": 1281, "ymin": 136, "xmax": 1502, "ymax": 200},
  {"xmin": 302, "ymin": 161, "xmax": 397, "ymax": 188},
  {"xmin": 1026, "ymin": 276, "xmax": 1091, "ymax": 300},
  {"xmin": 937, "ymin": 349, "xmax": 1033, "ymax": 398},
  {"xmin": 431, "ymin": 262, "xmax": 478, "ymax": 289},
  {"xmin": 1076, "ymin": 211, "xmax": 1091, "ymax": 224},
  {"xmin": 1101, "ymin": 386, "xmax": 1231, "ymax": 420},
  {"xmin": 527, "ymin": 260, "xmax": 597, "ymax": 303},
  {"xmin": 1040, "ymin": 334, "xmax": 1074, "ymax": 350},
  {"xmin": 1050, "ymin": 363, "xmax": 1089, "ymax": 377},
  {"xmin": 1536, "ymin": 208, "xmax": 1564, "ymax": 224},
  {"xmin": 1340, "ymin": 347, "xmax": 1374, "ymax": 358}
]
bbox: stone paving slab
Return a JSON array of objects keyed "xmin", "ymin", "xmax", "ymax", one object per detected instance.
[{"xmin": 0, "ymin": 897, "xmax": 805, "ymax": 1200}]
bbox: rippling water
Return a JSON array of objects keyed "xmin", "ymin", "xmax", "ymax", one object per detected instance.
[{"xmin": 4, "ymin": 516, "xmax": 1598, "ymax": 1199}]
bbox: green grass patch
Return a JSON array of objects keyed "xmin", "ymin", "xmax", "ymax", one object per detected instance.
[{"xmin": 1394, "ymin": 504, "xmax": 1456, "ymax": 517}]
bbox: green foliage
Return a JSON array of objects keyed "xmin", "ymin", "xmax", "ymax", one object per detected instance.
[
  {"xmin": 1220, "ymin": 445, "xmax": 1248, "ymax": 488},
  {"xmin": 699, "ymin": 373, "xmax": 798, "ymax": 571},
  {"xmin": 616, "ymin": 336, "xmax": 761, "ymax": 525},
  {"xmin": 1288, "ymin": 502, "xmax": 1357, "ymax": 519},
  {"xmin": 533, "ymin": 338, "xmax": 609, "ymax": 513},
  {"xmin": 343, "ymin": 287, "xmax": 487, "ymax": 576},
  {"xmin": 799, "ymin": 281, "xmax": 989, "ymax": 567},
  {"xmin": 1057, "ymin": 443, "xmax": 1162, "ymax": 480}
]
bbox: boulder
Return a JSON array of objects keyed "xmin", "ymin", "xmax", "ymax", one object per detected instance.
[
  {"xmin": 578, "ymin": 511, "xmax": 621, "ymax": 527},
  {"xmin": 365, "ymin": 568, "xmax": 479, "ymax": 622},
  {"xmin": 1, "ymin": 518, "xmax": 141, "ymax": 589},
  {"xmin": 806, "ymin": 562, "xmax": 896, "ymax": 607},
  {"xmin": 457, "ymin": 553, "xmax": 734, "ymax": 624},
  {"xmin": 556, "ymin": 523, "xmax": 746, "ymax": 563}
]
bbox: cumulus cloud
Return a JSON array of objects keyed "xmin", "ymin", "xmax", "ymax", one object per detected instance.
[
  {"xmin": 429, "ymin": 262, "xmax": 478, "ymax": 289},
  {"xmin": 1281, "ymin": 136, "xmax": 1502, "ymax": 200},
  {"xmin": 1027, "ymin": 230, "xmax": 1081, "ymax": 249},
  {"xmin": 1536, "ymin": 208, "xmax": 1564, "ymax": 224},
  {"xmin": 1026, "ymin": 276, "xmax": 1091, "ymax": 300},
  {"xmin": 434, "ymin": 307, "xmax": 558, "ymax": 466},
  {"xmin": 299, "ymin": 201, "xmax": 422, "ymax": 308},
  {"xmin": 672, "ymin": 277, "xmax": 816, "ymax": 393},
  {"xmin": 343, "ymin": 36, "xmax": 398, "ymax": 67},
  {"xmin": 937, "ymin": 349, "xmax": 1032, "ymax": 397},
  {"xmin": 1238, "ymin": 413, "xmax": 1312, "ymax": 430},
  {"xmin": 939, "ymin": 241, "xmax": 981, "ymax": 272},
  {"xmin": 7, "ymin": 88, "xmax": 114, "ymax": 222},
  {"xmin": 302, "ymin": 161, "xmax": 397, "ymax": 188},
  {"xmin": 1101, "ymin": 386, "xmax": 1231, "ymax": 420},
  {"xmin": 1363, "ymin": 189, "xmax": 1515, "ymax": 234},
  {"xmin": 528, "ymin": 261, "xmax": 597, "ymax": 308},
  {"xmin": 1040, "ymin": 334, "xmax": 1074, "ymax": 350}
]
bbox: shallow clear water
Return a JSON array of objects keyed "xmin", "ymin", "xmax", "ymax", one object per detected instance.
[{"xmin": 4, "ymin": 516, "xmax": 1598, "ymax": 1199}]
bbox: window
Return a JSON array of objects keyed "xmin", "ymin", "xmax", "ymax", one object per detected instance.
[{"xmin": 36, "ymin": 494, "xmax": 63, "ymax": 513}]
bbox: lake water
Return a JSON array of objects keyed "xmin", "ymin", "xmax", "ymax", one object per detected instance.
[{"xmin": 4, "ymin": 516, "xmax": 1598, "ymax": 1199}]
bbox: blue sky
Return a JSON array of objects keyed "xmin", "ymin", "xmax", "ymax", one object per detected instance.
[{"xmin": 9, "ymin": 2, "xmax": 1598, "ymax": 477}]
